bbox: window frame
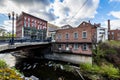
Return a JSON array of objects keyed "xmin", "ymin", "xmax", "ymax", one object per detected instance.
[
  {"xmin": 82, "ymin": 44, "xmax": 87, "ymax": 51},
  {"xmin": 74, "ymin": 32, "xmax": 78, "ymax": 39},
  {"xmin": 82, "ymin": 31, "xmax": 87, "ymax": 39},
  {"xmin": 73, "ymin": 44, "xmax": 79, "ymax": 50},
  {"xmin": 66, "ymin": 33, "xmax": 69, "ymax": 40},
  {"xmin": 58, "ymin": 34, "xmax": 62, "ymax": 40}
]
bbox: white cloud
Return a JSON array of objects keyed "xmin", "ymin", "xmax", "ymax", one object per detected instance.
[
  {"xmin": 0, "ymin": 0, "xmax": 100, "ymax": 31},
  {"xmin": 51, "ymin": 0, "xmax": 99, "ymax": 26},
  {"xmin": 2, "ymin": 20, "xmax": 16, "ymax": 33},
  {"xmin": 103, "ymin": 19, "xmax": 120, "ymax": 30},
  {"xmin": 109, "ymin": 11, "xmax": 120, "ymax": 19}
]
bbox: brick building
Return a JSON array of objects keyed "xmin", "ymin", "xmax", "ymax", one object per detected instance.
[
  {"xmin": 53, "ymin": 21, "xmax": 97, "ymax": 55},
  {"xmin": 16, "ymin": 12, "xmax": 47, "ymax": 40},
  {"xmin": 108, "ymin": 20, "xmax": 120, "ymax": 40}
]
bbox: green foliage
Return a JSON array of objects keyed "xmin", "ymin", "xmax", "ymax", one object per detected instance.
[
  {"xmin": 107, "ymin": 40, "xmax": 120, "ymax": 47},
  {"xmin": 101, "ymin": 64, "xmax": 120, "ymax": 79},
  {"xmin": 0, "ymin": 60, "xmax": 8, "ymax": 69},
  {"xmin": 0, "ymin": 59, "xmax": 23, "ymax": 80},
  {"xmin": 0, "ymin": 68, "xmax": 23, "ymax": 80},
  {"xmin": 104, "ymin": 49, "xmax": 117, "ymax": 54},
  {"xmin": 63, "ymin": 65, "xmax": 74, "ymax": 72},
  {"xmin": 80, "ymin": 63, "xmax": 100, "ymax": 74},
  {"xmin": 90, "ymin": 41, "xmax": 120, "ymax": 79},
  {"xmin": 80, "ymin": 63, "xmax": 120, "ymax": 79}
]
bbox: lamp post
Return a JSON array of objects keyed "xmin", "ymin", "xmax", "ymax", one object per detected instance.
[{"xmin": 8, "ymin": 11, "xmax": 18, "ymax": 45}]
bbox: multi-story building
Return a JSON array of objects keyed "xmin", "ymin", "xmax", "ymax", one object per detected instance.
[
  {"xmin": 16, "ymin": 12, "xmax": 47, "ymax": 40},
  {"xmin": 47, "ymin": 23, "xmax": 59, "ymax": 42},
  {"xmin": 53, "ymin": 21, "xmax": 97, "ymax": 55},
  {"xmin": 96, "ymin": 24, "xmax": 108, "ymax": 43},
  {"xmin": 108, "ymin": 20, "xmax": 120, "ymax": 40}
]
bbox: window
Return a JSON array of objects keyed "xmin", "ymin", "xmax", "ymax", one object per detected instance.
[
  {"xmin": 74, "ymin": 32, "xmax": 78, "ymax": 39},
  {"xmin": 82, "ymin": 31, "xmax": 87, "ymax": 38},
  {"xmin": 58, "ymin": 44, "xmax": 61, "ymax": 50},
  {"xmin": 112, "ymin": 32, "xmax": 114, "ymax": 35},
  {"xmin": 66, "ymin": 44, "xmax": 69, "ymax": 50},
  {"xmin": 24, "ymin": 17, "xmax": 26, "ymax": 27},
  {"xmin": 66, "ymin": 44, "xmax": 69, "ymax": 47},
  {"xmin": 28, "ymin": 18, "xmax": 30, "ymax": 27},
  {"xmin": 66, "ymin": 33, "xmax": 69, "ymax": 39},
  {"xmin": 58, "ymin": 34, "xmax": 61, "ymax": 40},
  {"xmin": 99, "ymin": 32, "xmax": 105, "ymax": 34},
  {"xmin": 83, "ymin": 22, "xmax": 85, "ymax": 26},
  {"xmin": 74, "ymin": 44, "xmax": 79, "ymax": 50},
  {"xmin": 82, "ymin": 44, "xmax": 87, "ymax": 50}
]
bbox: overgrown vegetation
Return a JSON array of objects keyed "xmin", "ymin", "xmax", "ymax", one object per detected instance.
[
  {"xmin": 79, "ymin": 40, "xmax": 120, "ymax": 80},
  {"xmin": 0, "ymin": 59, "xmax": 23, "ymax": 80},
  {"xmin": 80, "ymin": 63, "xmax": 120, "ymax": 79}
]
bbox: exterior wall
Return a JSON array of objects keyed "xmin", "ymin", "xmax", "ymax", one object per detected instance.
[
  {"xmin": 54, "ymin": 22, "xmax": 96, "ymax": 55},
  {"xmin": 44, "ymin": 53, "xmax": 92, "ymax": 64},
  {"xmin": 56, "ymin": 22, "xmax": 96, "ymax": 43},
  {"xmin": 47, "ymin": 23, "xmax": 59, "ymax": 42},
  {"xmin": 97, "ymin": 27, "xmax": 108, "ymax": 43},
  {"xmin": 16, "ymin": 12, "xmax": 47, "ymax": 40},
  {"xmin": 109, "ymin": 30, "xmax": 120, "ymax": 40},
  {"xmin": 108, "ymin": 20, "xmax": 120, "ymax": 40}
]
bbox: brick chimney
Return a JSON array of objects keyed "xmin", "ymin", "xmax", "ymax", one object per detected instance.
[{"xmin": 108, "ymin": 19, "xmax": 110, "ymax": 31}]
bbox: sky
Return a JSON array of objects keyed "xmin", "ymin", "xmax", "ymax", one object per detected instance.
[{"xmin": 0, "ymin": 0, "xmax": 120, "ymax": 32}]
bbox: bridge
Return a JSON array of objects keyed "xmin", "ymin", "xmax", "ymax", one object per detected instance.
[
  {"xmin": 0, "ymin": 41, "xmax": 92, "ymax": 64},
  {"xmin": 0, "ymin": 42, "xmax": 50, "ymax": 53}
]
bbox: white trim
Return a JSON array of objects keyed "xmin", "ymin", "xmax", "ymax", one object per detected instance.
[
  {"xmin": 66, "ymin": 33, "xmax": 69, "ymax": 39},
  {"xmin": 74, "ymin": 32, "xmax": 78, "ymax": 39},
  {"xmin": 82, "ymin": 31, "xmax": 87, "ymax": 38},
  {"xmin": 74, "ymin": 44, "xmax": 79, "ymax": 50},
  {"xmin": 22, "ymin": 27, "xmax": 24, "ymax": 38}
]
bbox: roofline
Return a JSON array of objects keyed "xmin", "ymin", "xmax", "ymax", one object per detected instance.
[{"xmin": 22, "ymin": 12, "xmax": 47, "ymax": 22}]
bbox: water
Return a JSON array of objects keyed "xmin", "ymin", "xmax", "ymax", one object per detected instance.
[{"xmin": 15, "ymin": 58, "xmax": 80, "ymax": 80}]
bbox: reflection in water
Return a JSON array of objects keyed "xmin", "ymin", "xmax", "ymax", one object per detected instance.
[{"xmin": 15, "ymin": 58, "xmax": 80, "ymax": 80}]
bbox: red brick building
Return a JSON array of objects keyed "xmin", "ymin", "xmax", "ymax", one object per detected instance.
[
  {"xmin": 53, "ymin": 21, "xmax": 97, "ymax": 55},
  {"xmin": 16, "ymin": 12, "xmax": 47, "ymax": 40},
  {"xmin": 108, "ymin": 20, "xmax": 120, "ymax": 40}
]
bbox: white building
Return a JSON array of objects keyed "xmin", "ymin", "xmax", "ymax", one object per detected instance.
[
  {"xmin": 96, "ymin": 27, "xmax": 108, "ymax": 43},
  {"xmin": 47, "ymin": 23, "xmax": 60, "ymax": 42}
]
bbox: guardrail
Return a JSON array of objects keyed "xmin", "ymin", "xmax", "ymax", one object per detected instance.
[{"xmin": 0, "ymin": 38, "xmax": 52, "ymax": 45}]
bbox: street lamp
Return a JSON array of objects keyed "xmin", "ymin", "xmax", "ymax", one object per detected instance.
[{"xmin": 8, "ymin": 11, "xmax": 18, "ymax": 45}]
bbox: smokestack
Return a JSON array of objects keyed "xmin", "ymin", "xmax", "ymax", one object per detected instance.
[{"xmin": 108, "ymin": 19, "xmax": 110, "ymax": 31}]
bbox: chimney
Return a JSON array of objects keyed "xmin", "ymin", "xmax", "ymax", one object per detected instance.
[
  {"xmin": 108, "ymin": 19, "xmax": 110, "ymax": 31},
  {"xmin": 88, "ymin": 20, "xmax": 90, "ymax": 23}
]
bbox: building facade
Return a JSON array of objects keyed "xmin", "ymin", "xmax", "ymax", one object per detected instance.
[
  {"xmin": 96, "ymin": 25, "xmax": 108, "ymax": 43},
  {"xmin": 16, "ymin": 12, "xmax": 47, "ymax": 40},
  {"xmin": 47, "ymin": 23, "xmax": 59, "ymax": 42},
  {"xmin": 108, "ymin": 20, "xmax": 120, "ymax": 40},
  {"xmin": 53, "ymin": 21, "xmax": 97, "ymax": 55}
]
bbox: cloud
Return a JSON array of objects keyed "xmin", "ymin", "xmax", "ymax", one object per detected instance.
[
  {"xmin": 109, "ymin": 11, "xmax": 120, "ymax": 19},
  {"xmin": 0, "ymin": 0, "xmax": 5, "ymax": 6},
  {"xmin": 2, "ymin": 20, "xmax": 13, "ymax": 32},
  {"xmin": 0, "ymin": 0, "xmax": 100, "ymax": 32},
  {"xmin": 51, "ymin": 0, "xmax": 100, "ymax": 26},
  {"xmin": 103, "ymin": 19, "xmax": 120, "ymax": 30}
]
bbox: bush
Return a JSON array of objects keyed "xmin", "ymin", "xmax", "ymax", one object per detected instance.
[
  {"xmin": 80, "ymin": 63, "xmax": 120, "ymax": 79},
  {"xmin": 101, "ymin": 64, "xmax": 120, "ymax": 79},
  {"xmin": 104, "ymin": 49, "xmax": 117, "ymax": 54},
  {"xmin": 0, "ymin": 59, "xmax": 23, "ymax": 80},
  {"xmin": 0, "ymin": 60, "xmax": 7, "ymax": 69}
]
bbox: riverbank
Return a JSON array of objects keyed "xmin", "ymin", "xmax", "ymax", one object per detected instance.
[{"xmin": 0, "ymin": 53, "xmax": 16, "ymax": 67}]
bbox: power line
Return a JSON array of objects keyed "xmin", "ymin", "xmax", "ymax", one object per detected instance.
[{"xmin": 67, "ymin": 0, "xmax": 89, "ymax": 24}]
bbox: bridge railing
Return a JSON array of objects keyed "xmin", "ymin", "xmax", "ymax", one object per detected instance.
[{"xmin": 0, "ymin": 37, "xmax": 52, "ymax": 45}]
